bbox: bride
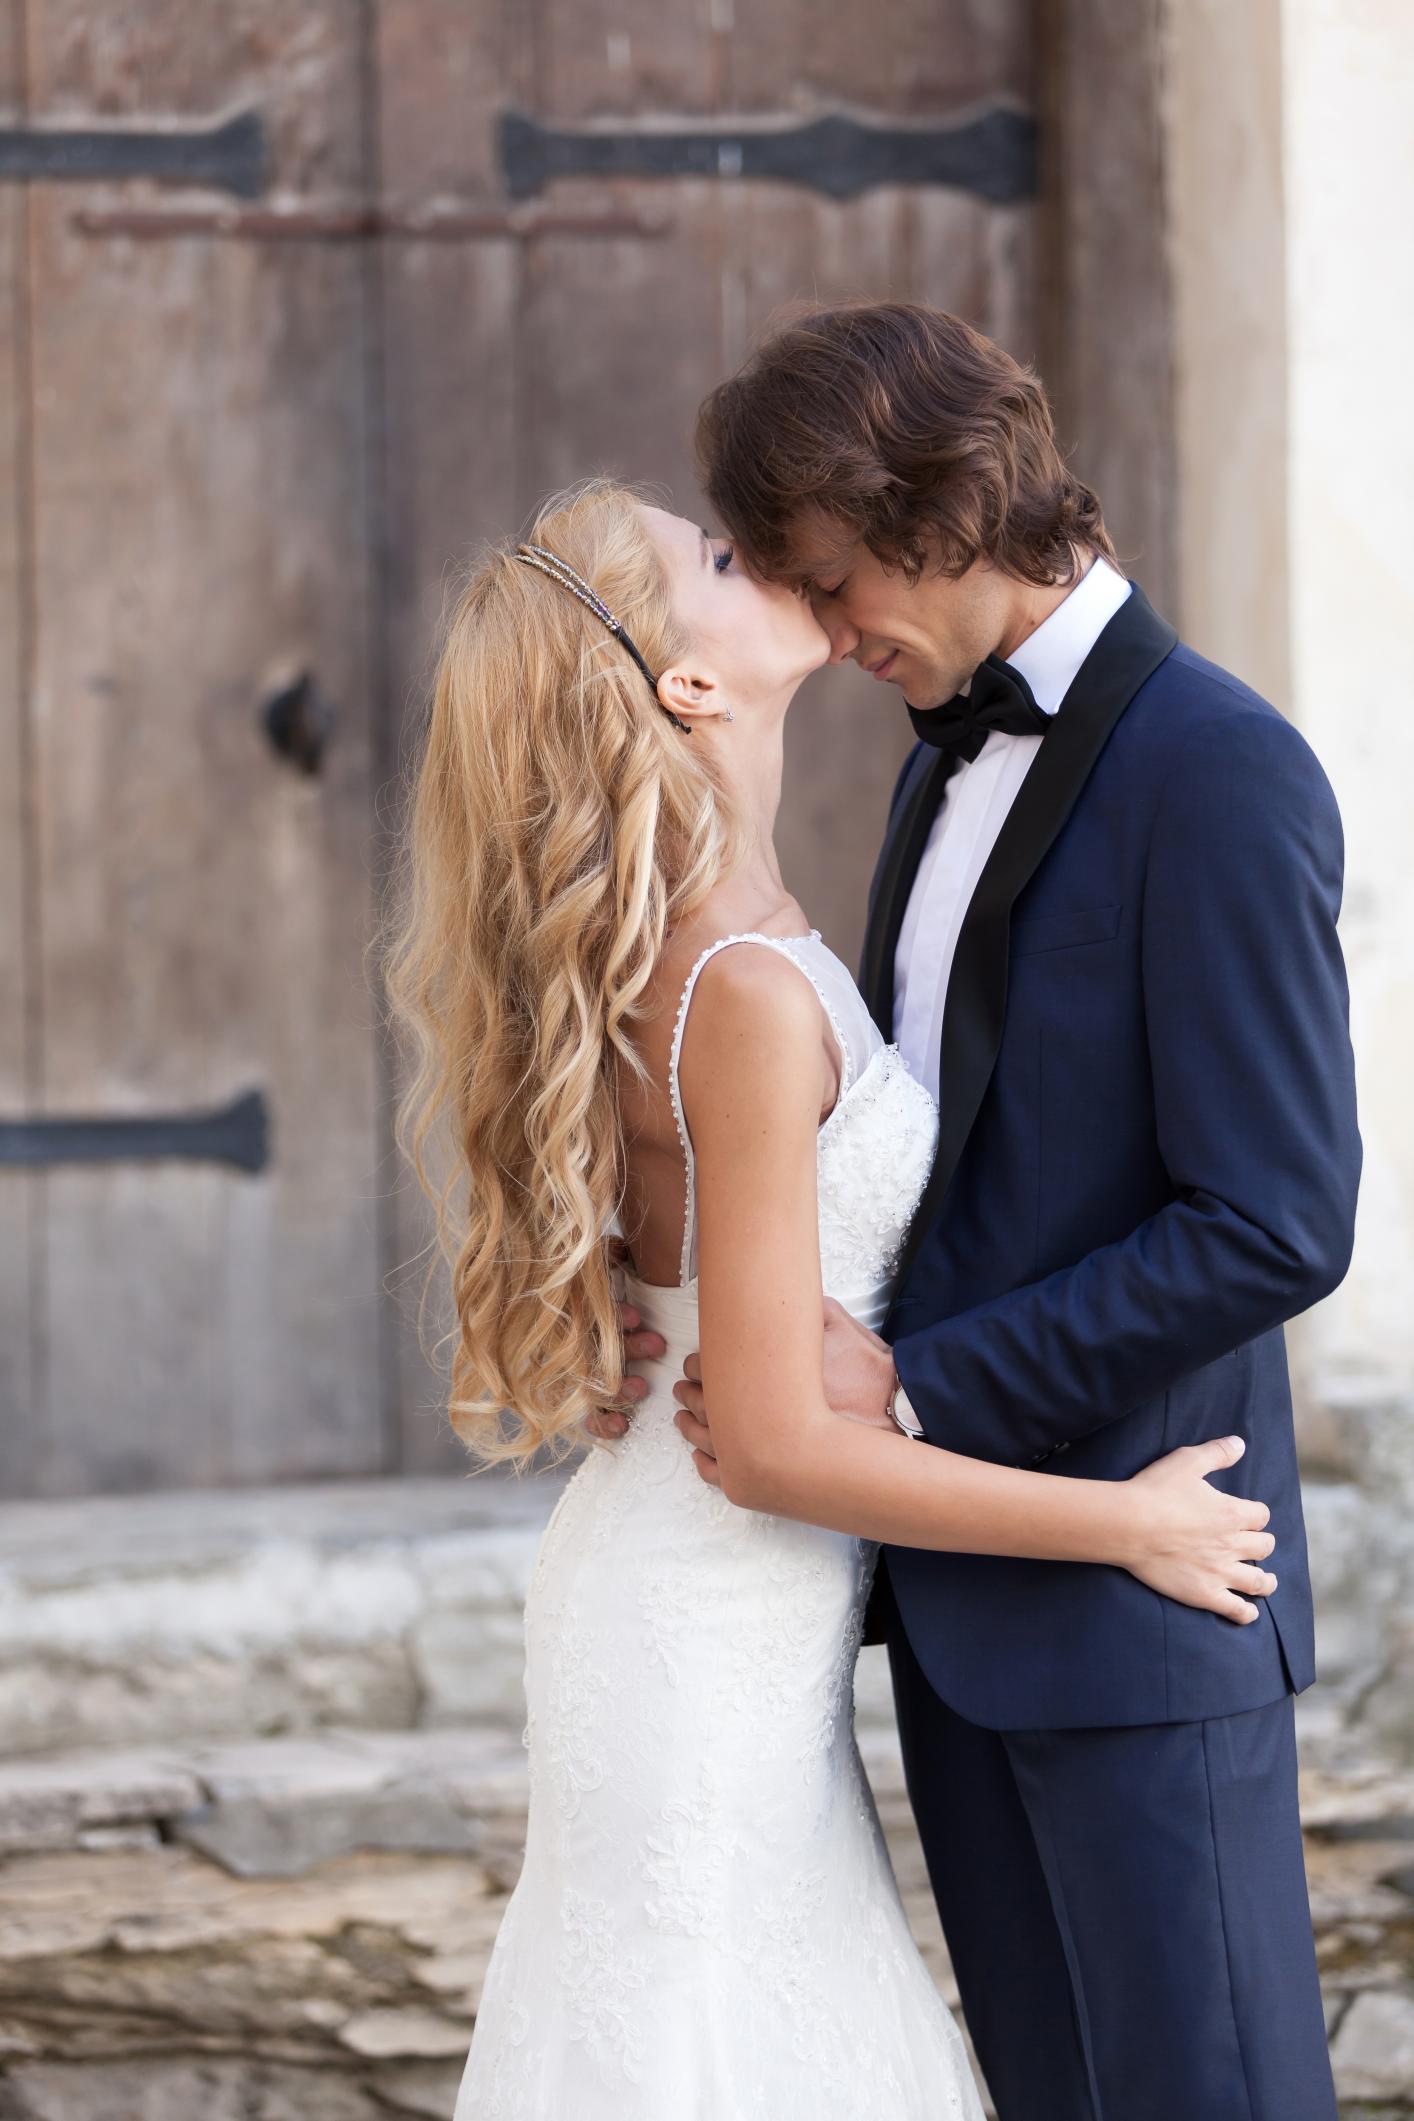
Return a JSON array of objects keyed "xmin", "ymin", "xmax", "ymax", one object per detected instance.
[{"xmin": 384, "ymin": 478, "xmax": 1277, "ymax": 2118}]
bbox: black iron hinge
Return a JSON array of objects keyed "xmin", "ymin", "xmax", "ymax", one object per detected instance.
[
  {"xmin": 0, "ymin": 108, "xmax": 264, "ymax": 196},
  {"xmin": 501, "ymin": 105, "xmax": 1037, "ymax": 205},
  {"xmin": 0, "ymin": 1089, "xmax": 269, "ymax": 1172}
]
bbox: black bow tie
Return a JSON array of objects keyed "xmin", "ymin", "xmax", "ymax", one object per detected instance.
[{"xmin": 906, "ymin": 655, "xmax": 1051, "ymax": 762}]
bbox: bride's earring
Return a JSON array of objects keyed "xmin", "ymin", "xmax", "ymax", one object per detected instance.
[{"xmin": 722, "ymin": 709, "xmax": 735, "ymax": 724}]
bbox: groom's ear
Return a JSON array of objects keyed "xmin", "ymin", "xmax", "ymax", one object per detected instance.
[{"xmin": 655, "ymin": 663, "xmax": 722, "ymax": 729}]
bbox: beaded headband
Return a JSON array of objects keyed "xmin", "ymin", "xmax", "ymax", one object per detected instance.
[{"xmin": 513, "ymin": 542, "xmax": 693, "ymax": 735}]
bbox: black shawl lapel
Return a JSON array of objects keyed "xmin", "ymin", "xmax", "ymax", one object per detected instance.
[
  {"xmin": 892, "ymin": 584, "xmax": 1179, "ymax": 1289},
  {"xmin": 859, "ymin": 744, "xmax": 955, "ymax": 1032}
]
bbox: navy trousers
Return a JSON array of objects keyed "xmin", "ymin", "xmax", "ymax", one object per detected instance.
[{"xmin": 879, "ymin": 1561, "xmax": 1336, "ymax": 2121}]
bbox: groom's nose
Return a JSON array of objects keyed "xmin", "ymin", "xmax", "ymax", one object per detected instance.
[{"xmin": 812, "ymin": 596, "xmax": 860, "ymax": 663}]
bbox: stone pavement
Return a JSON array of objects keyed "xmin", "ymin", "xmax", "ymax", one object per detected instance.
[
  {"xmin": 0, "ymin": 1471, "xmax": 1410, "ymax": 2115},
  {"xmin": 0, "ymin": 1705, "xmax": 1410, "ymax": 2117}
]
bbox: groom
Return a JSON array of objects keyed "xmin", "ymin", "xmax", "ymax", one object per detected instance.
[{"xmin": 645, "ymin": 304, "xmax": 1359, "ymax": 2119}]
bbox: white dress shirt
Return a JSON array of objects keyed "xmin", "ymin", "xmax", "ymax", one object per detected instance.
[{"xmin": 893, "ymin": 556, "xmax": 1133, "ymax": 1104}]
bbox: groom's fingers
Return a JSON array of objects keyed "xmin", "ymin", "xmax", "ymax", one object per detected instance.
[
  {"xmin": 672, "ymin": 1377, "xmax": 706, "ymax": 1420},
  {"xmin": 1217, "ymin": 1592, "xmax": 1260, "ymax": 1625},
  {"xmin": 616, "ymin": 1302, "xmax": 667, "ymax": 1362},
  {"xmin": 690, "ymin": 1447, "xmax": 723, "ymax": 1488},
  {"xmin": 674, "ymin": 1407, "xmax": 715, "ymax": 1458},
  {"xmin": 586, "ymin": 1410, "xmax": 629, "ymax": 1439}
]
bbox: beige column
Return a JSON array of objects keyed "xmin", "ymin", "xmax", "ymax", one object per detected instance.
[
  {"xmin": 1280, "ymin": 0, "xmax": 1414, "ymax": 1420},
  {"xmin": 1162, "ymin": 0, "xmax": 1290, "ymax": 705},
  {"xmin": 1164, "ymin": 0, "xmax": 1414, "ymax": 1741}
]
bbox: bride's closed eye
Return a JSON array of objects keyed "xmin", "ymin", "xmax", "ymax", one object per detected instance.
[{"xmin": 713, "ymin": 544, "xmax": 734, "ymax": 575}]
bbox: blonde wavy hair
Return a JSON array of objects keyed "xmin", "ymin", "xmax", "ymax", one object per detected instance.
[{"xmin": 382, "ymin": 479, "xmax": 747, "ymax": 1470}]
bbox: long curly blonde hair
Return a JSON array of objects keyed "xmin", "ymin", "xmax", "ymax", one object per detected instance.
[{"xmin": 383, "ymin": 480, "xmax": 746, "ymax": 1470}]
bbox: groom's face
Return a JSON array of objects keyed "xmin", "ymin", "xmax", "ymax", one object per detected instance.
[{"xmin": 786, "ymin": 516, "xmax": 1014, "ymax": 711}]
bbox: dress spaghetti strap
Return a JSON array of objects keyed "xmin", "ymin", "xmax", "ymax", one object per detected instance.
[{"xmin": 666, "ymin": 931, "xmax": 850, "ymax": 1287}]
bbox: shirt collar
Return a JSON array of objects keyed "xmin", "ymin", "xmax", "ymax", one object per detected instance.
[{"xmin": 1005, "ymin": 554, "xmax": 1132, "ymax": 718}]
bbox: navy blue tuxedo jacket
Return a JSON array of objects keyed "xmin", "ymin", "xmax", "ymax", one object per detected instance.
[{"xmin": 862, "ymin": 586, "xmax": 1361, "ymax": 1730}]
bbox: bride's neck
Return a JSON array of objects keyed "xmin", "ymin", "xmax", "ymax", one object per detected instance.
[{"xmin": 714, "ymin": 711, "xmax": 786, "ymax": 879}]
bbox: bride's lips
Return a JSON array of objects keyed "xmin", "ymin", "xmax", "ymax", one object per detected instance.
[{"xmin": 868, "ymin": 651, "xmax": 898, "ymax": 681}]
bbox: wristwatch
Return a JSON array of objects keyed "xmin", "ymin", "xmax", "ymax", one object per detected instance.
[{"xmin": 886, "ymin": 1370, "xmax": 926, "ymax": 1440}]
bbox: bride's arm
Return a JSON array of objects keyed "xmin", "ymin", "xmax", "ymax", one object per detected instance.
[{"xmin": 680, "ymin": 951, "xmax": 1277, "ymax": 1625}]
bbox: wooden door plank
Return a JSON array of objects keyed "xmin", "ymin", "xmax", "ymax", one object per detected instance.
[
  {"xmin": 517, "ymin": 220, "xmax": 718, "ymax": 507},
  {"xmin": 722, "ymin": 0, "xmax": 1032, "ymax": 114},
  {"xmin": 1036, "ymin": 0, "xmax": 1177, "ymax": 611},
  {"xmin": 372, "ymin": 0, "xmax": 532, "ymax": 1471},
  {"xmin": 536, "ymin": 0, "xmax": 720, "ymax": 117},
  {"xmin": 0, "ymin": 0, "xmax": 39, "ymax": 1492},
  {"xmin": 23, "ymin": 1, "xmax": 383, "ymax": 1492}
]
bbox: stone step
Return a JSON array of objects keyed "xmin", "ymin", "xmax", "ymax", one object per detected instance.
[
  {"xmin": 0, "ymin": 1723, "xmax": 1409, "ymax": 2116},
  {"xmin": 0, "ymin": 1473, "xmax": 570, "ymax": 1757},
  {"xmin": 0, "ymin": 1725, "xmax": 534, "ymax": 1878}
]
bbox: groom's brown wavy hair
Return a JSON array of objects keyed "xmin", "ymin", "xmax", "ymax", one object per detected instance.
[{"xmin": 695, "ymin": 302, "xmax": 1115, "ymax": 591}]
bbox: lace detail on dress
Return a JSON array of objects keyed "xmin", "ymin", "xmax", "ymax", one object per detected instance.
[{"xmin": 817, "ymin": 1042, "xmax": 939, "ymax": 1294}]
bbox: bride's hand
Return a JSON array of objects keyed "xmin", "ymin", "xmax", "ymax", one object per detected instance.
[{"xmin": 1122, "ymin": 1436, "xmax": 1277, "ymax": 1623}]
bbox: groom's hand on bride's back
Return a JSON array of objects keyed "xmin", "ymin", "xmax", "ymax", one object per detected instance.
[{"xmin": 586, "ymin": 1242, "xmax": 668, "ymax": 1441}]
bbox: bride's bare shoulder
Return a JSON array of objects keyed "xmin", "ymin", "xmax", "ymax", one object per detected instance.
[
  {"xmin": 675, "ymin": 942, "xmax": 827, "ymax": 1106},
  {"xmin": 628, "ymin": 903, "xmax": 819, "ymax": 1095}
]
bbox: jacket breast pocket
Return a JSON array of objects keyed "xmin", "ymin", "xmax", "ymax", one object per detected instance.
[{"xmin": 1009, "ymin": 901, "xmax": 1123, "ymax": 959}]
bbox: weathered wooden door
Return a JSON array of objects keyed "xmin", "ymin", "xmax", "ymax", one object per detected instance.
[
  {"xmin": 2, "ymin": 1, "xmax": 1036, "ymax": 1495},
  {"xmin": 1, "ymin": 6, "xmax": 386, "ymax": 1496}
]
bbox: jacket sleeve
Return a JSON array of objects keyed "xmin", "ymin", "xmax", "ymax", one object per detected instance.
[{"xmin": 890, "ymin": 705, "xmax": 1362, "ymax": 1465}]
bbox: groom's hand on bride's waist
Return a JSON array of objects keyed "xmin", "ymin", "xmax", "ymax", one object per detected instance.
[{"xmin": 671, "ymin": 1353, "xmax": 720, "ymax": 1484}]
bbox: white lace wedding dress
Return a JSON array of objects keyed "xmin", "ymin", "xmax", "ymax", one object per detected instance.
[{"xmin": 454, "ymin": 931, "xmax": 985, "ymax": 2120}]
